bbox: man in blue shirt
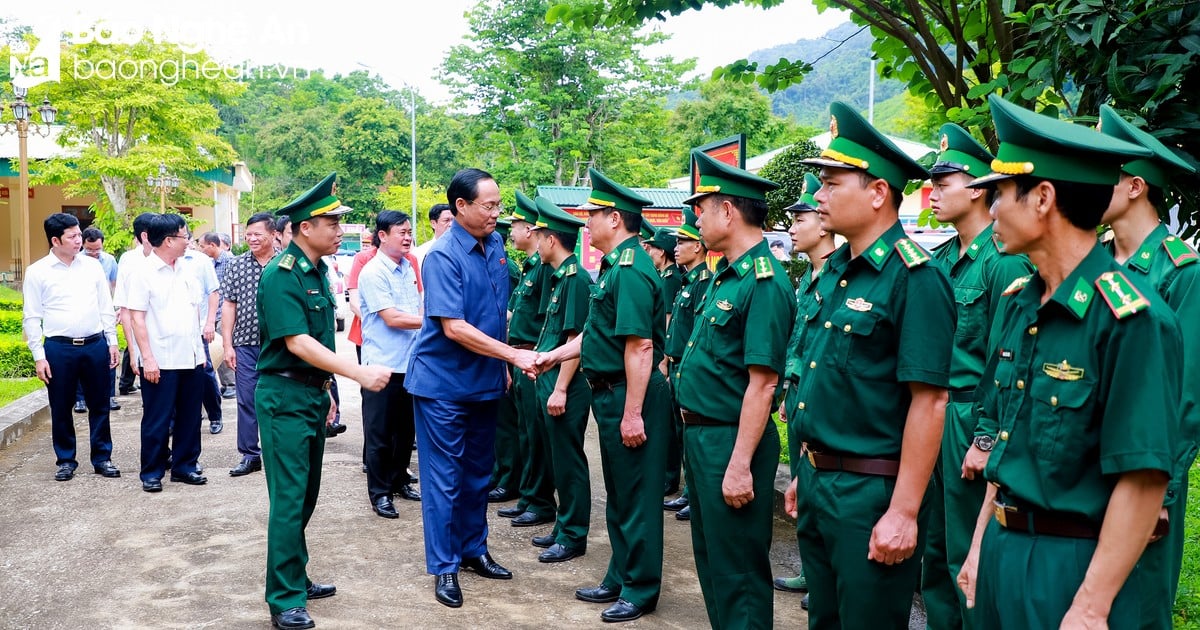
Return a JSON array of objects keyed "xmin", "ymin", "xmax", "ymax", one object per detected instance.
[
  {"xmin": 406, "ymin": 168, "xmax": 539, "ymax": 609},
  {"xmin": 359, "ymin": 210, "xmax": 423, "ymax": 519}
]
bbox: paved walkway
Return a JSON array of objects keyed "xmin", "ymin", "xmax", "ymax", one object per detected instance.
[{"xmin": 0, "ymin": 339, "xmax": 807, "ymax": 629}]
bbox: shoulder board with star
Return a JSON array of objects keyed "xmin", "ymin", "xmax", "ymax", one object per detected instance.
[
  {"xmin": 1002, "ymin": 275, "xmax": 1031, "ymax": 295},
  {"xmin": 564, "ymin": 263, "xmax": 577, "ymax": 276},
  {"xmin": 1095, "ymin": 270, "xmax": 1150, "ymax": 319},
  {"xmin": 1163, "ymin": 235, "xmax": 1199, "ymax": 268},
  {"xmin": 753, "ymin": 256, "xmax": 775, "ymax": 280},
  {"xmin": 618, "ymin": 248, "xmax": 635, "ymax": 266},
  {"xmin": 278, "ymin": 253, "xmax": 296, "ymax": 270},
  {"xmin": 894, "ymin": 238, "xmax": 932, "ymax": 268},
  {"xmin": 697, "ymin": 268, "xmax": 712, "ymax": 282},
  {"xmin": 661, "ymin": 267, "xmax": 675, "ymax": 278}
]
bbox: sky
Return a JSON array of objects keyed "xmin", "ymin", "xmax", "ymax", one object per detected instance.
[{"xmin": 4, "ymin": 0, "xmax": 849, "ymax": 103}]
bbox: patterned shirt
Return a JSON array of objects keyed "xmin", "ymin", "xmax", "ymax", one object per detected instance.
[{"xmin": 221, "ymin": 251, "xmax": 269, "ymax": 347}]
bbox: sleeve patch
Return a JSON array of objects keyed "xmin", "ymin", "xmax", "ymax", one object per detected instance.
[
  {"xmin": 895, "ymin": 238, "xmax": 931, "ymax": 268},
  {"xmin": 1096, "ymin": 271, "xmax": 1150, "ymax": 319}
]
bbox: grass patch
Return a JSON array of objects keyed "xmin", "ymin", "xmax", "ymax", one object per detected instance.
[
  {"xmin": 1175, "ymin": 461, "xmax": 1200, "ymax": 627},
  {"xmin": 0, "ymin": 377, "xmax": 44, "ymax": 406}
]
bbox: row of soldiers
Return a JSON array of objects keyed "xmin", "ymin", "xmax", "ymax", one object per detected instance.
[{"xmin": 486, "ymin": 93, "xmax": 1198, "ymax": 628}]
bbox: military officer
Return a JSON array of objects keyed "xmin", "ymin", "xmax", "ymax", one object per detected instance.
[
  {"xmin": 1098, "ymin": 104, "xmax": 1199, "ymax": 627},
  {"xmin": 255, "ymin": 173, "xmax": 392, "ymax": 630},
  {"xmin": 643, "ymin": 225, "xmax": 684, "ymax": 496},
  {"xmin": 536, "ymin": 167, "xmax": 671, "ymax": 623},
  {"xmin": 956, "ymin": 94, "xmax": 1180, "ymax": 628},
  {"xmin": 528, "ymin": 196, "xmax": 594, "ymax": 564},
  {"xmin": 662, "ymin": 207, "xmax": 712, "ymax": 520},
  {"xmin": 674, "ymin": 150, "xmax": 796, "ymax": 629},
  {"xmin": 488, "ymin": 217, "xmax": 522, "ymax": 502},
  {"xmin": 498, "ymin": 191, "xmax": 556, "ymax": 528},
  {"xmin": 920, "ymin": 123, "xmax": 1034, "ymax": 629},
  {"xmin": 782, "ymin": 101, "xmax": 956, "ymax": 628}
]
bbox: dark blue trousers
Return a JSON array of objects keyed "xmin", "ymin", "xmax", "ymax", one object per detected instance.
[
  {"xmin": 45, "ymin": 337, "xmax": 112, "ymax": 467},
  {"xmin": 75, "ymin": 368, "xmax": 115, "ymax": 404},
  {"xmin": 139, "ymin": 366, "xmax": 204, "ymax": 482},
  {"xmin": 234, "ymin": 345, "xmax": 262, "ymax": 458},
  {"xmin": 413, "ymin": 396, "xmax": 498, "ymax": 575},
  {"xmin": 201, "ymin": 341, "xmax": 222, "ymax": 423}
]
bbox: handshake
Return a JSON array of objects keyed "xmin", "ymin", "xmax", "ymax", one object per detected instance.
[{"xmin": 508, "ymin": 347, "xmax": 564, "ymax": 380}]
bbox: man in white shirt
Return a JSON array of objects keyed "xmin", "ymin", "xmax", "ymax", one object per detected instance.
[
  {"xmin": 183, "ymin": 242, "xmax": 223, "ymax": 434},
  {"xmin": 114, "ymin": 213, "xmax": 157, "ymax": 396},
  {"xmin": 411, "ymin": 203, "xmax": 454, "ymax": 272},
  {"xmin": 127, "ymin": 213, "xmax": 208, "ymax": 493},
  {"xmin": 22, "ymin": 213, "xmax": 120, "ymax": 481}
]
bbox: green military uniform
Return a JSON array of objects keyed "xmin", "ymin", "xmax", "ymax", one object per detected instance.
[
  {"xmin": 578, "ymin": 168, "xmax": 671, "ymax": 611},
  {"xmin": 967, "ymin": 94, "xmax": 1178, "ymax": 629},
  {"xmin": 920, "ymin": 124, "xmax": 1034, "ymax": 630},
  {"xmin": 674, "ymin": 150, "xmax": 794, "ymax": 629},
  {"xmin": 646, "ymin": 226, "xmax": 685, "ymax": 493},
  {"xmin": 530, "ymin": 198, "xmax": 593, "ymax": 551},
  {"xmin": 664, "ymin": 209, "xmax": 711, "ymax": 504},
  {"xmin": 506, "ymin": 191, "xmax": 556, "ymax": 520},
  {"xmin": 1098, "ymin": 104, "xmax": 1200, "ymax": 627},
  {"xmin": 791, "ymin": 102, "xmax": 955, "ymax": 628},
  {"xmin": 490, "ymin": 218, "xmax": 522, "ymax": 493},
  {"xmin": 255, "ymin": 173, "xmax": 351, "ymax": 615}
]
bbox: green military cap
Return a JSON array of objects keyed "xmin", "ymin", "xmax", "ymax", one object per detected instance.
[
  {"xmin": 802, "ymin": 101, "xmax": 930, "ymax": 191},
  {"xmin": 531, "ymin": 196, "xmax": 584, "ymax": 235},
  {"xmin": 640, "ymin": 217, "xmax": 657, "ymax": 241},
  {"xmin": 276, "ymin": 172, "xmax": 350, "ymax": 223},
  {"xmin": 931, "ymin": 124, "xmax": 994, "ymax": 176},
  {"xmin": 969, "ymin": 95, "xmax": 1153, "ymax": 188},
  {"xmin": 784, "ymin": 173, "xmax": 822, "ymax": 213},
  {"xmin": 508, "ymin": 190, "xmax": 539, "ymax": 224},
  {"xmin": 580, "ymin": 167, "xmax": 653, "ymax": 215},
  {"xmin": 496, "ymin": 218, "xmax": 512, "ymax": 239},
  {"xmin": 644, "ymin": 226, "xmax": 678, "ymax": 252},
  {"xmin": 676, "ymin": 207, "xmax": 702, "ymax": 241},
  {"xmin": 684, "ymin": 149, "xmax": 779, "ymax": 205},
  {"xmin": 1098, "ymin": 104, "xmax": 1197, "ymax": 190}
]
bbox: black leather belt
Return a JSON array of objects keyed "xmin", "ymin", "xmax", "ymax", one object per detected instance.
[
  {"xmin": 272, "ymin": 369, "xmax": 334, "ymax": 391},
  {"xmin": 585, "ymin": 373, "xmax": 626, "ymax": 392},
  {"xmin": 680, "ymin": 409, "xmax": 724, "ymax": 426},
  {"xmin": 948, "ymin": 389, "xmax": 976, "ymax": 403},
  {"xmin": 510, "ymin": 343, "xmax": 535, "ymax": 351},
  {"xmin": 993, "ymin": 500, "xmax": 1169, "ymax": 540},
  {"xmin": 47, "ymin": 333, "xmax": 103, "ymax": 346}
]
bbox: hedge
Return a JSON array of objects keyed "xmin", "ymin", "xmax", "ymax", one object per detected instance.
[
  {"xmin": 0, "ymin": 334, "xmax": 35, "ymax": 378},
  {"xmin": 0, "ymin": 286, "xmax": 21, "ymax": 311}
]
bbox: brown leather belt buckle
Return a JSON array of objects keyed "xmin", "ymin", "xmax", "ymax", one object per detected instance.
[
  {"xmin": 993, "ymin": 501, "xmax": 1014, "ymax": 528},
  {"xmin": 321, "ymin": 378, "xmax": 333, "ymax": 392},
  {"xmin": 806, "ymin": 447, "xmax": 816, "ymax": 469}
]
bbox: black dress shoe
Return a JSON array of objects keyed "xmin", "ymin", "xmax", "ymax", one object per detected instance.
[
  {"xmin": 601, "ymin": 598, "xmax": 652, "ymax": 623},
  {"xmin": 142, "ymin": 478, "xmax": 163, "ymax": 493},
  {"xmin": 73, "ymin": 401, "xmax": 87, "ymax": 413},
  {"xmin": 531, "ymin": 534, "xmax": 555, "ymax": 549},
  {"xmin": 487, "ymin": 487, "xmax": 516, "ymax": 502},
  {"xmin": 407, "ymin": 468, "xmax": 418, "ymax": 484},
  {"xmin": 209, "ymin": 420, "xmax": 223, "ymax": 434},
  {"xmin": 92, "ymin": 461, "xmax": 121, "ymax": 478},
  {"xmin": 675, "ymin": 505, "xmax": 691, "ymax": 521},
  {"xmin": 306, "ymin": 582, "xmax": 336, "ymax": 599},
  {"xmin": 497, "ymin": 504, "xmax": 525, "ymax": 518},
  {"xmin": 109, "ymin": 397, "xmax": 121, "ymax": 410},
  {"xmin": 395, "ymin": 484, "xmax": 421, "ymax": 502},
  {"xmin": 118, "ymin": 385, "xmax": 139, "ymax": 395},
  {"xmin": 170, "ymin": 471, "xmax": 208, "ymax": 485},
  {"xmin": 435, "ymin": 573, "xmax": 462, "ymax": 608},
  {"xmin": 324, "ymin": 422, "xmax": 347, "ymax": 438},
  {"xmin": 539, "ymin": 543, "xmax": 586, "ymax": 563},
  {"xmin": 461, "ymin": 552, "xmax": 512, "ymax": 579},
  {"xmin": 271, "ymin": 606, "xmax": 315, "ymax": 630},
  {"xmin": 373, "ymin": 496, "xmax": 399, "ymax": 519},
  {"xmin": 576, "ymin": 584, "xmax": 621, "ymax": 603},
  {"xmin": 229, "ymin": 457, "xmax": 262, "ymax": 477},
  {"xmin": 663, "ymin": 496, "xmax": 688, "ymax": 512},
  {"xmin": 54, "ymin": 464, "xmax": 75, "ymax": 481},
  {"xmin": 511, "ymin": 511, "xmax": 553, "ymax": 527}
]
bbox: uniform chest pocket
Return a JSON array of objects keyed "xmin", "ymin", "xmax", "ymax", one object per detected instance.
[
  {"xmin": 1029, "ymin": 374, "xmax": 1095, "ymax": 462},
  {"xmin": 829, "ymin": 309, "xmax": 890, "ymax": 378},
  {"xmin": 954, "ymin": 286, "xmax": 987, "ymax": 339},
  {"xmin": 305, "ymin": 293, "xmax": 333, "ymax": 329}
]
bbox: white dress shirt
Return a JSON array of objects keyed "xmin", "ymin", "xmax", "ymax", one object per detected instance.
[
  {"xmin": 113, "ymin": 247, "xmax": 152, "ymax": 362},
  {"xmin": 22, "ymin": 252, "xmax": 117, "ymax": 362},
  {"xmin": 125, "ymin": 252, "xmax": 204, "ymax": 370}
]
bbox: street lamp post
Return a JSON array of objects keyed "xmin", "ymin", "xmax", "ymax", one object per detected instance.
[
  {"xmin": 1, "ymin": 86, "xmax": 57, "ymax": 281},
  {"xmin": 146, "ymin": 163, "xmax": 180, "ymax": 212}
]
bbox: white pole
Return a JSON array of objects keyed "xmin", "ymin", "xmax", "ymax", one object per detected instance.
[
  {"xmin": 410, "ymin": 84, "xmax": 417, "ymax": 215},
  {"xmin": 868, "ymin": 59, "xmax": 876, "ymax": 124}
]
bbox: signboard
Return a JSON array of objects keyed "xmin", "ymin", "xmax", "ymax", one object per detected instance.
[
  {"xmin": 691, "ymin": 134, "xmax": 746, "ymax": 193},
  {"xmin": 0, "ymin": 187, "xmax": 34, "ymax": 199}
]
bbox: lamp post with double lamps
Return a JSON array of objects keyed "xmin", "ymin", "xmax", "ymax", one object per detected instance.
[
  {"xmin": 147, "ymin": 162, "xmax": 180, "ymax": 212},
  {"xmin": 0, "ymin": 86, "xmax": 57, "ymax": 281}
]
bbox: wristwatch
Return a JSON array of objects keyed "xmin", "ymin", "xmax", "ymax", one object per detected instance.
[{"xmin": 972, "ymin": 435, "xmax": 995, "ymax": 452}]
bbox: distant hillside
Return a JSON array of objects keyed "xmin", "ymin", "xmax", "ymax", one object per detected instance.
[{"xmin": 750, "ymin": 22, "xmax": 906, "ymax": 128}]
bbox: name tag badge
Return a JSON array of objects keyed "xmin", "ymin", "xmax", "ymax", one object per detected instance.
[
  {"xmin": 998, "ymin": 349, "xmax": 1014, "ymax": 361},
  {"xmin": 307, "ymin": 289, "xmax": 320, "ymax": 295}
]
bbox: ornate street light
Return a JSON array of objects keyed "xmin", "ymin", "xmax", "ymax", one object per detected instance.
[
  {"xmin": 147, "ymin": 162, "xmax": 180, "ymax": 212},
  {"xmin": 1, "ymin": 85, "xmax": 57, "ymax": 281}
]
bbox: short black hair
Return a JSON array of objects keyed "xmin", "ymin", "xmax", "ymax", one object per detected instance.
[
  {"xmin": 247, "ymin": 212, "xmax": 275, "ymax": 231},
  {"xmin": 148, "ymin": 213, "xmax": 187, "ymax": 248},
  {"xmin": 1012, "ymin": 176, "xmax": 1113, "ymax": 231},
  {"xmin": 43, "ymin": 213, "xmax": 80, "ymax": 246},
  {"xmin": 855, "ymin": 172, "xmax": 904, "ymax": 212},
  {"xmin": 934, "ymin": 170, "xmax": 997, "ymax": 207},
  {"xmin": 82, "ymin": 227, "xmax": 104, "ymax": 243},
  {"xmin": 201, "ymin": 232, "xmax": 222, "ymax": 246},
  {"xmin": 428, "ymin": 203, "xmax": 452, "ymax": 224},
  {"xmin": 132, "ymin": 212, "xmax": 158, "ymax": 244},
  {"xmin": 275, "ymin": 215, "xmax": 292, "ymax": 234},
  {"xmin": 376, "ymin": 210, "xmax": 412, "ymax": 240},
  {"xmin": 600, "ymin": 208, "xmax": 642, "ymax": 234},
  {"xmin": 447, "ymin": 168, "xmax": 495, "ymax": 217},
  {"xmin": 548, "ymin": 229, "xmax": 579, "ymax": 252},
  {"xmin": 711, "ymin": 193, "xmax": 769, "ymax": 229}
]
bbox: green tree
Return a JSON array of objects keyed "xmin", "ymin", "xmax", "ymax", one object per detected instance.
[
  {"xmin": 380, "ymin": 184, "xmax": 450, "ymax": 244},
  {"xmin": 756, "ymin": 138, "xmax": 822, "ymax": 229},
  {"xmin": 670, "ymin": 79, "xmax": 806, "ymax": 172}
]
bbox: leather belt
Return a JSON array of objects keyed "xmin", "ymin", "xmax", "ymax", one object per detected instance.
[
  {"xmin": 680, "ymin": 409, "xmax": 724, "ymax": 426},
  {"xmin": 585, "ymin": 373, "xmax": 626, "ymax": 392},
  {"xmin": 803, "ymin": 444, "xmax": 900, "ymax": 477},
  {"xmin": 992, "ymin": 500, "xmax": 1169, "ymax": 540},
  {"xmin": 47, "ymin": 333, "xmax": 103, "ymax": 346},
  {"xmin": 510, "ymin": 343, "xmax": 535, "ymax": 351},
  {"xmin": 272, "ymin": 369, "xmax": 334, "ymax": 391},
  {"xmin": 948, "ymin": 389, "xmax": 976, "ymax": 403}
]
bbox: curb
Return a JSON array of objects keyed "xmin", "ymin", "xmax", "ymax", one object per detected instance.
[{"xmin": 0, "ymin": 388, "xmax": 49, "ymax": 452}]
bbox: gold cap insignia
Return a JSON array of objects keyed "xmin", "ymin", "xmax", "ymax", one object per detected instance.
[
  {"xmin": 939, "ymin": 134, "xmax": 949, "ymax": 153},
  {"xmin": 830, "ymin": 115, "xmax": 839, "ymax": 138}
]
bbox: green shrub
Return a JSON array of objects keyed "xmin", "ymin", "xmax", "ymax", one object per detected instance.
[
  {"xmin": 0, "ymin": 334, "xmax": 35, "ymax": 378},
  {"xmin": 0, "ymin": 311, "xmax": 21, "ymax": 334},
  {"xmin": 0, "ymin": 285, "xmax": 21, "ymax": 312}
]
